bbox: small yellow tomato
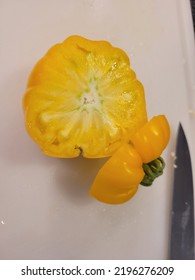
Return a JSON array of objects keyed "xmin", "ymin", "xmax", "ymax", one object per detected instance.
[
  {"xmin": 89, "ymin": 143, "xmax": 144, "ymax": 204},
  {"xmin": 131, "ymin": 115, "xmax": 170, "ymax": 163}
]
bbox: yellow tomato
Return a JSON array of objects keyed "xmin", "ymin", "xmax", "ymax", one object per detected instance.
[
  {"xmin": 131, "ymin": 115, "xmax": 170, "ymax": 163},
  {"xmin": 23, "ymin": 35, "xmax": 147, "ymax": 158},
  {"xmin": 22, "ymin": 35, "xmax": 170, "ymax": 205},
  {"xmin": 89, "ymin": 115, "xmax": 170, "ymax": 204},
  {"xmin": 89, "ymin": 144, "xmax": 144, "ymax": 204}
]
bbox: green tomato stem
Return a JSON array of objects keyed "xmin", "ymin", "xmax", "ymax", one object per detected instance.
[{"xmin": 141, "ymin": 157, "xmax": 165, "ymax": 186}]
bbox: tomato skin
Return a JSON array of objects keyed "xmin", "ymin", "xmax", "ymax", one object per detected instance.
[
  {"xmin": 131, "ymin": 115, "xmax": 170, "ymax": 163},
  {"xmin": 89, "ymin": 115, "xmax": 170, "ymax": 204},
  {"xmin": 89, "ymin": 144, "xmax": 144, "ymax": 204}
]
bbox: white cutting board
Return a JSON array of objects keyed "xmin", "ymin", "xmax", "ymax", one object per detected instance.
[{"xmin": 0, "ymin": 0, "xmax": 195, "ymax": 259}]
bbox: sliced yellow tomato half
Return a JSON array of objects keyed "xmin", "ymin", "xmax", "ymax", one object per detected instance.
[
  {"xmin": 89, "ymin": 115, "xmax": 170, "ymax": 204},
  {"xmin": 23, "ymin": 35, "xmax": 147, "ymax": 158}
]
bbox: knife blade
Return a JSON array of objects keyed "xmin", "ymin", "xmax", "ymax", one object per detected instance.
[{"xmin": 170, "ymin": 123, "xmax": 194, "ymax": 260}]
